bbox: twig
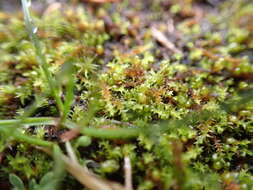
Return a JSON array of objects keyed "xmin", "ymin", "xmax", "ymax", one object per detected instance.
[
  {"xmin": 65, "ymin": 141, "xmax": 78, "ymax": 163},
  {"xmin": 37, "ymin": 145, "xmax": 126, "ymax": 190},
  {"xmin": 62, "ymin": 155, "xmax": 126, "ymax": 190},
  {"xmin": 201, "ymin": 49, "xmax": 241, "ymax": 64},
  {"xmin": 151, "ymin": 27, "xmax": 182, "ymax": 54},
  {"xmin": 124, "ymin": 156, "xmax": 133, "ymax": 190},
  {"xmin": 63, "ymin": 143, "xmax": 125, "ymax": 190},
  {"xmin": 167, "ymin": 19, "xmax": 175, "ymax": 34}
]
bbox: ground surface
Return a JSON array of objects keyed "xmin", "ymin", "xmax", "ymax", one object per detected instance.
[{"xmin": 1, "ymin": 0, "xmax": 253, "ymax": 190}]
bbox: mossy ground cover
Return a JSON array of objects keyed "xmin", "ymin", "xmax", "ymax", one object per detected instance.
[{"xmin": 0, "ymin": 0, "xmax": 253, "ymax": 189}]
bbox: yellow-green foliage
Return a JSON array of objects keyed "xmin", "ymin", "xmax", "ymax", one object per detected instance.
[{"xmin": 1, "ymin": 0, "xmax": 253, "ymax": 189}]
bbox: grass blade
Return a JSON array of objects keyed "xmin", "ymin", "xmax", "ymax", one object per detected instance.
[
  {"xmin": 21, "ymin": 0, "xmax": 64, "ymax": 115},
  {"xmin": 0, "ymin": 117, "xmax": 58, "ymax": 127},
  {"xmin": 57, "ymin": 60, "xmax": 76, "ymax": 122}
]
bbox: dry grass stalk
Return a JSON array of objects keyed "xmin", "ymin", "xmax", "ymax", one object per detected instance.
[
  {"xmin": 151, "ymin": 27, "xmax": 182, "ymax": 54},
  {"xmin": 124, "ymin": 156, "xmax": 133, "ymax": 190},
  {"xmin": 63, "ymin": 142, "xmax": 126, "ymax": 190}
]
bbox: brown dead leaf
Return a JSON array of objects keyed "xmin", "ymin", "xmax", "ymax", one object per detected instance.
[
  {"xmin": 224, "ymin": 182, "xmax": 240, "ymax": 190},
  {"xmin": 60, "ymin": 128, "xmax": 80, "ymax": 142}
]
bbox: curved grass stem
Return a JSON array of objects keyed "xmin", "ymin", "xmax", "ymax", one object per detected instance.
[
  {"xmin": 0, "ymin": 117, "xmax": 58, "ymax": 127},
  {"xmin": 21, "ymin": 0, "xmax": 64, "ymax": 115},
  {"xmin": 13, "ymin": 130, "xmax": 53, "ymax": 147}
]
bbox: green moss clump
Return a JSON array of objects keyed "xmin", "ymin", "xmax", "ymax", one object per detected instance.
[{"xmin": 1, "ymin": 0, "xmax": 253, "ymax": 189}]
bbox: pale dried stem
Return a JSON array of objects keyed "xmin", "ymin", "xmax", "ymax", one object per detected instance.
[
  {"xmin": 124, "ymin": 156, "xmax": 133, "ymax": 190},
  {"xmin": 151, "ymin": 27, "xmax": 182, "ymax": 54}
]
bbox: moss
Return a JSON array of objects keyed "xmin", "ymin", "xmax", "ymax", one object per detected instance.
[{"xmin": 1, "ymin": 0, "xmax": 253, "ymax": 189}]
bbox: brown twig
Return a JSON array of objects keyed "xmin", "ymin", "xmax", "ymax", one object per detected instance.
[
  {"xmin": 62, "ymin": 155, "xmax": 125, "ymax": 190},
  {"xmin": 37, "ymin": 144, "xmax": 126, "ymax": 190},
  {"xmin": 63, "ymin": 143, "xmax": 126, "ymax": 190},
  {"xmin": 201, "ymin": 49, "xmax": 241, "ymax": 65},
  {"xmin": 151, "ymin": 27, "xmax": 182, "ymax": 54}
]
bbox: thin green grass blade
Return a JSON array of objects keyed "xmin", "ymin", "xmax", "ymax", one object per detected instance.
[
  {"xmin": 0, "ymin": 117, "xmax": 57, "ymax": 127},
  {"xmin": 57, "ymin": 60, "xmax": 76, "ymax": 122},
  {"xmin": 13, "ymin": 129, "xmax": 53, "ymax": 147},
  {"xmin": 21, "ymin": 0, "xmax": 64, "ymax": 115}
]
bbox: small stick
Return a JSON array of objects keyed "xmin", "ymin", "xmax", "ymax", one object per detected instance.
[
  {"xmin": 124, "ymin": 156, "xmax": 133, "ymax": 190},
  {"xmin": 38, "ymin": 144, "xmax": 126, "ymax": 190},
  {"xmin": 151, "ymin": 27, "xmax": 182, "ymax": 54},
  {"xmin": 65, "ymin": 141, "xmax": 78, "ymax": 164},
  {"xmin": 167, "ymin": 19, "xmax": 175, "ymax": 34}
]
